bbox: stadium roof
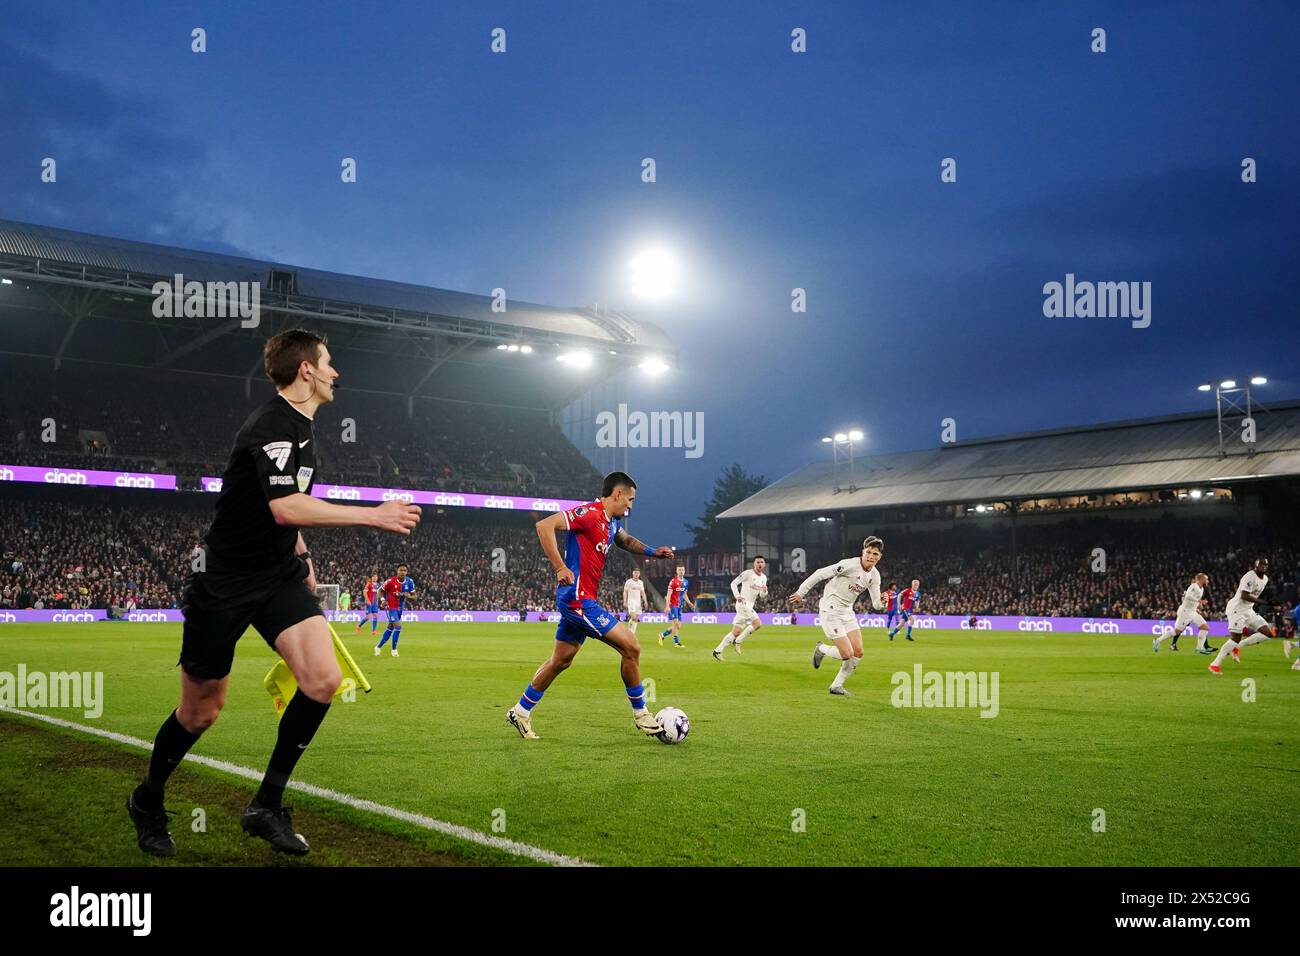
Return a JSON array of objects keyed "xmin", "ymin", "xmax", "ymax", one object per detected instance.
[
  {"xmin": 0, "ymin": 219, "xmax": 675, "ymax": 409},
  {"xmin": 719, "ymin": 402, "xmax": 1300, "ymax": 520}
]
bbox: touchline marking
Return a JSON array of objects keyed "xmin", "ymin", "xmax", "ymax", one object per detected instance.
[{"xmin": 1, "ymin": 707, "xmax": 594, "ymax": 867}]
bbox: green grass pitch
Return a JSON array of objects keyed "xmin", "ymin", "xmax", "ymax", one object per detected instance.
[{"xmin": 1, "ymin": 622, "xmax": 1297, "ymax": 866}]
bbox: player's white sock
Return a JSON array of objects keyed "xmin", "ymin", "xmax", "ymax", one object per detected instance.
[
  {"xmin": 1238, "ymin": 633, "xmax": 1270, "ymax": 648},
  {"xmin": 629, "ymin": 621, "xmax": 638, "ymax": 634},
  {"xmin": 714, "ymin": 631, "xmax": 735, "ymax": 654},
  {"xmin": 830, "ymin": 657, "xmax": 858, "ymax": 689},
  {"xmin": 818, "ymin": 642, "xmax": 843, "ymax": 660},
  {"xmin": 1211, "ymin": 639, "xmax": 1238, "ymax": 667},
  {"xmin": 734, "ymin": 624, "xmax": 754, "ymax": 646},
  {"xmin": 1197, "ymin": 629, "xmax": 1208, "ymax": 651},
  {"xmin": 1154, "ymin": 626, "xmax": 1173, "ymax": 646}
]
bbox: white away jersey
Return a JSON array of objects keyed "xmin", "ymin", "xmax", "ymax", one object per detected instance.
[
  {"xmin": 624, "ymin": 578, "xmax": 646, "ymax": 605},
  {"xmin": 797, "ymin": 558, "xmax": 881, "ymax": 612},
  {"xmin": 1179, "ymin": 582, "xmax": 1203, "ymax": 613},
  {"xmin": 1227, "ymin": 571, "xmax": 1267, "ymax": 610},
  {"xmin": 731, "ymin": 569, "xmax": 768, "ymax": 606}
]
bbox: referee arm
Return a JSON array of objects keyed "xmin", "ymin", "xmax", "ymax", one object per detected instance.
[{"xmin": 269, "ymin": 493, "xmax": 420, "ymax": 533}]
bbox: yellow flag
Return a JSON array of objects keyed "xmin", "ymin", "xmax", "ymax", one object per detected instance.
[{"xmin": 264, "ymin": 621, "xmax": 372, "ymax": 718}]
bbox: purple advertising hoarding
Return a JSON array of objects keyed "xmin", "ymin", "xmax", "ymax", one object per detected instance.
[
  {"xmin": 0, "ymin": 463, "xmax": 177, "ymax": 491},
  {"xmin": 201, "ymin": 477, "xmax": 584, "ymax": 512},
  {"xmin": 0, "ymin": 608, "xmax": 1233, "ymax": 636}
]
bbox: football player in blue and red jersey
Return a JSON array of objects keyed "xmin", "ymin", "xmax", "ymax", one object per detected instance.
[
  {"xmin": 507, "ymin": 472, "xmax": 675, "ymax": 741},
  {"xmin": 659, "ymin": 565, "xmax": 694, "ymax": 647}
]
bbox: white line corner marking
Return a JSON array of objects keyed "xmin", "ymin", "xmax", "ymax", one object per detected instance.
[{"xmin": 1, "ymin": 707, "xmax": 593, "ymax": 867}]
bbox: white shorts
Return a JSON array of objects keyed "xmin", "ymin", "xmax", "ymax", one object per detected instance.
[
  {"xmin": 1174, "ymin": 610, "xmax": 1206, "ymax": 632},
  {"xmin": 818, "ymin": 607, "xmax": 861, "ymax": 640},
  {"xmin": 626, "ymin": 603, "xmax": 642, "ymax": 618},
  {"xmin": 733, "ymin": 603, "xmax": 759, "ymax": 629},
  {"xmin": 1227, "ymin": 604, "xmax": 1269, "ymax": 635}
]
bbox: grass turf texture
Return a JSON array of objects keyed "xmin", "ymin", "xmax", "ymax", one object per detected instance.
[{"xmin": 1, "ymin": 623, "xmax": 1297, "ymax": 866}]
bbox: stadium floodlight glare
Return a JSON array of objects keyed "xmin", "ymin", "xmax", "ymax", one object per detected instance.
[
  {"xmin": 639, "ymin": 357, "xmax": 670, "ymax": 375},
  {"xmin": 628, "ymin": 246, "xmax": 681, "ymax": 300},
  {"xmin": 821, "ymin": 436, "xmax": 833, "ymax": 443},
  {"xmin": 0, "ymin": 278, "xmax": 12, "ymax": 285},
  {"xmin": 833, "ymin": 432, "xmax": 848, "ymax": 443},
  {"xmin": 1220, "ymin": 379, "xmax": 1236, "ymax": 389},
  {"xmin": 848, "ymin": 429, "xmax": 864, "ymax": 442},
  {"xmin": 507, "ymin": 344, "xmax": 520, "ymax": 352},
  {"xmin": 520, "ymin": 345, "xmax": 533, "ymax": 354},
  {"xmin": 1190, "ymin": 489, "xmax": 1203, "ymax": 499},
  {"xmin": 1196, "ymin": 383, "xmax": 1212, "ymax": 392},
  {"xmin": 975, "ymin": 504, "xmax": 987, "ymax": 513},
  {"xmin": 1250, "ymin": 375, "xmax": 1267, "ymax": 385},
  {"xmin": 558, "ymin": 349, "xmax": 593, "ymax": 369},
  {"xmin": 496, "ymin": 344, "xmax": 508, "ymax": 350}
]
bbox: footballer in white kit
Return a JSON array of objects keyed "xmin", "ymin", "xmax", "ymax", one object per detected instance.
[
  {"xmin": 789, "ymin": 536, "xmax": 884, "ymax": 696},
  {"xmin": 713, "ymin": 556, "xmax": 768, "ymax": 660},
  {"xmin": 1152, "ymin": 573, "xmax": 1213, "ymax": 654},
  {"xmin": 1209, "ymin": 558, "xmax": 1276, "ymax": 674},
  {"xmin": 623, "ymin": 569, "xmax": 646, "ymax": 634}
]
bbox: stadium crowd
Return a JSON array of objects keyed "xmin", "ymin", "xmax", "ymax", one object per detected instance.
[{"xmin": 3, "ymin": 492, "xmax": 1297, "ymax": 633}]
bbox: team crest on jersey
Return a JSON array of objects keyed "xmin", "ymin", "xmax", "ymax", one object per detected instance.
[
  {"xmin": 296, "ymin": 466, "xmax": 314, "ymax": 492},
  {"xmin": 573, "ymin": 506, "xmax": 587, "ymax": 517},
  {"xmin": 262, "ymin": 441, "xmax": 292, "ymax": 470}
]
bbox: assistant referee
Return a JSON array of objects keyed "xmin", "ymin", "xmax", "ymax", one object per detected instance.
[{"xmin": 127, "ymin": 329, "xmax": 421, "ymax": 856}]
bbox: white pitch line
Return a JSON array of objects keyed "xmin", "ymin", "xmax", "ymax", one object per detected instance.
[{"xmin": 1, "ymin": 707, "xmax": 594, "ymax": 867}]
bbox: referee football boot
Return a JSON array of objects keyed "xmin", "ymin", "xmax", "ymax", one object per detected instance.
[
  {"xmin": 812, "ymin": 643, "xmax": 825, "ymax": 669},
  {"xmin": 828, "ymin": 686, "xmax": 853, "ymax": 697},
  {"xmin": 241, "ymin": 799, "xmax": 310, "ymax": 855},
  {"xmin": 507, "ymin": 706, "xmax": 539, "ymax": 739},
  {"xmin": 634, "ymin": 711, "xmax": 662, "ymax": 736},
  {"xmin": 126, "ymin": 791, "xmax": 177, "ymax": 857}
]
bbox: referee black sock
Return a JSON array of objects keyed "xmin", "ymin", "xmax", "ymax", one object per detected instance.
[
  {"xmin": 255, "ymin": 691, "xmax": 331, "ymax": 809},
  {"xmin": 137, "ymin": 710, "xmax": 201, "ymax": 809}
]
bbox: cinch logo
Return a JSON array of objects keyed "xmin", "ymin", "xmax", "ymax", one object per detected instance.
[
  {"xmin": 203, "ymin": 478, "xmax": 223, "ymax": 492},
  {"xmin": 693, "ymin": 614, "xmax": 717, "ymax": 624},
  {"xmin": 860, "ymin": 615, "xmax": 887, "ymax": 628},
  {"xmin": 483, "ymin": 496, "xmax": 514, "ymax": 509},
  {"xmin": 441, "ymin": 613, "xmax": 473, "ymax": 622},
  {"xmin": 114, "ymin": 474, "xmax": 156, "ymax": 488},
  {"xmin": 960, "ymin": 618, "xmax": 992, "ymax": 630},
  {"xmin": 531, "ymin": 500, "xmax": 561, "ymax": 511},
  {"xmin": 327, "ymin": 487, "xmax": 361, "ymax": 500},
  {"xmin": 0, "ymin": 467, "xmax": 14, "ymax": 481},
  {"xmin": 891, "ymin": 663, "xmax": 999, "ymax": 719},
  {"xmin": 52, "ymin": 612, "xmax": 94, "ymax": 623},
  {"xmin": 49, "ymin": 885, "xmax": 151, "ymax": 936},
  {"xmin": 1081, "ymin": 620, "xmax": 1119, "ymax": 634},
  {"xmin": 769, "ymin": 614, "xmax": 792, "ymax": 626},
  {"xmin": 496, "ymin": 613, "xmax": 521, "ymax": 622},
  {"xmin": 545, "ymin": 613, "xmax": 561, "ymax": 623},
  {"xmin": 381, "ymin": 490, "xmax": 414, "ymax": 502},
  {"xmin": 44, "ymin": 470, "xmax": 87, "ymax": 484},
  {"xmin": 910, "ymin": 617, "xmax": 937, "ymax": 629},
  {"xmin": 434, "ymin": 493, "xmax": 465, "ymax": 506},
  {"xmin": 126, "ymin": 612, "xmax": 168, "ymax": 622},
  {"xmin": 1019, "ymin": 619, "xmax": 1053, "ymax": 632},
  {"xmin": 0, "ymin": 612, "xmax": 14, "ymax": 622}
]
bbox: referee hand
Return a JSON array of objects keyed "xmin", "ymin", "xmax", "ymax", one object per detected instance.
[{"xmin": 373, "ymin": 500, "xmax": 422, "ymax": 534}]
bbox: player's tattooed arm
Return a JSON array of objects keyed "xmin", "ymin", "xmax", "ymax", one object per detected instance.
[{"xmin": 614, "ymin": 528, "xmax": 673, "ymax": 559}]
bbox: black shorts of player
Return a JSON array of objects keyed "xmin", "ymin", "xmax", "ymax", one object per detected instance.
[{"xmin": 179, "ymin": 557, "xmax": 322, "ymax": 681}]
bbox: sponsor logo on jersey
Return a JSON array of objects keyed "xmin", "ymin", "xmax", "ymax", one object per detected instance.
[{"xmin": 262, "ymin": 441, "xmax": 292, "ymax": 470}]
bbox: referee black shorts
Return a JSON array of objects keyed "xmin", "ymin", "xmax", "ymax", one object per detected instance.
[{"xmin": 179, "ymin": 563, "xmax": 324, "ymax": 681}]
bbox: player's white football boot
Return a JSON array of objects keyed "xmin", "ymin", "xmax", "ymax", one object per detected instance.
[
  {"xmin": 812, "ymin": 644, "xmax": 825, "ymax": 669},
  {"xmin": 634, "ymin": 710, "xmax": 662, "ymax": 736},
  {"xmin": 731, "ymin": 642, "xmax": 742, "ymax": 656},
  {"xmin": 1291, "ymin": 658, "xmax": 1300, "ymax": 671},
  {"xmin": 507, "ymin": 706, "xmax": 539, "ymax": 739},
  {"xmin": 373, "ymin": 645, "xmax": 380, "ymax": 656},
  {"xmin": 1152, "ymin": 638, "xmax": 1159, "ymax": 653},
  {"xmin": 828, "ymin": 686, "xmax": 853, "ymax": 697},
  {"xmin": 1284, "ymin": 640, "xmax": 1295, "ymax": 658},
  {"xmin": 391, "ymin": 649, "xmax": 400, "ymax": 657},
  {"xmin": 711, "ymin": 650, "xmax": 724, "ymax": 662}
]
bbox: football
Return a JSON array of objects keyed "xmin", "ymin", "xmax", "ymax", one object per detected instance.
[{"xmin": 655, "ymin": 706, "xmax": 689, "ymax": 744}]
